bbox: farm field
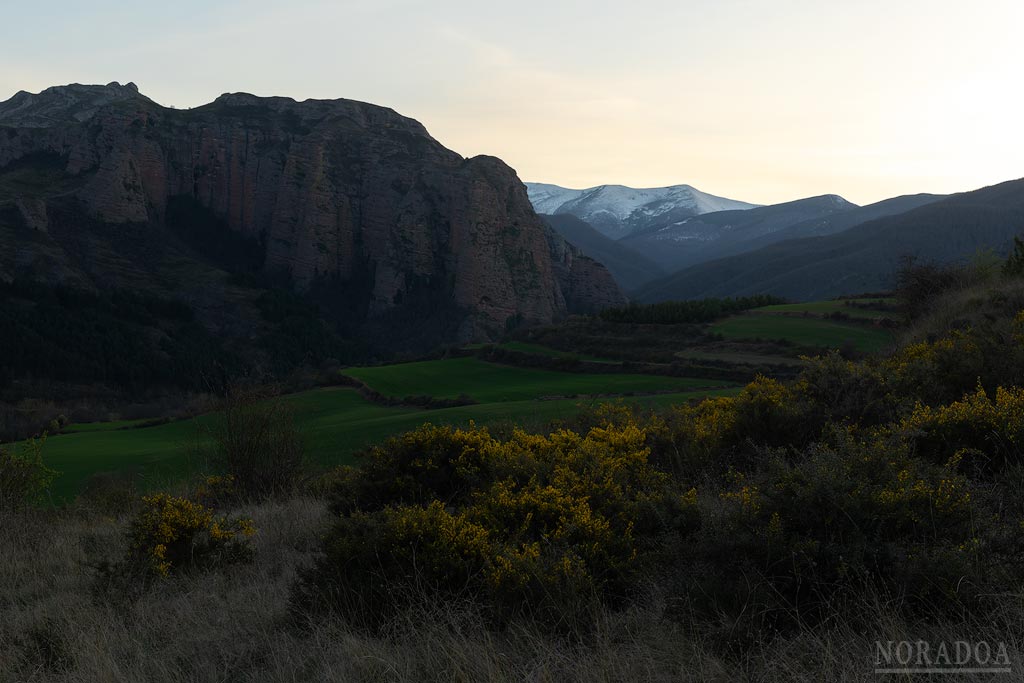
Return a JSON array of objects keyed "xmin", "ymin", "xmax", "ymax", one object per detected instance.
[
  {"xmin": 474, "ymin": 341, "xmax": 615, "ymax": 363},
  {"xmin": 36, "ymin": 359, "xmax": 738, "ymax": 499},
  {"xmin": 672, "ymin": 348, "xmax": 809, "ymax": 366},
  {"xmin": 756, "ymin": 298, "xmax": 898, "ymax": 320},
  {"xmin": 342, "ymin": 357, "xmax": 720, "ymax": 401},
  {"xmin": 711, "ymin": 311, "xmax": 894, "ymax": 353}
]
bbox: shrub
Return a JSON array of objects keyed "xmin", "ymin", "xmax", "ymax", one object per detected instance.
[
  {"xmin": 652, "ymin": 376, "xmax": 812, "ymax": 478},
  {"xmin": 885, "ymin": 330, "xmax": 989, "ymax": 406},
  {"xmin": 681, "ymin": 426, "xmax": 1007, "ymax": 627},
  {"xmin": 125, "ymin": 493, "xmax": 256, "ymax": 578},
  {"xmin": 300, "ymin": 421, "xmax": 697, "ymax": 628},
  {"xmin": 328, "ymin": 423, "xmax": 499, "ymax": 515},
  {"xmin": 203, "ymin": 387, "xmax": 305, "ymax": 500},
  {"xmin": 899, "ymin": 385, "xmax": 1024, "ymax": 474},
  {"xmin": 795, "ymin": 351, "xmax": 898, "ymax": 426},
  {"xmin": 0, "ymin": 435, "xmax": 56, "ymax": 511}
]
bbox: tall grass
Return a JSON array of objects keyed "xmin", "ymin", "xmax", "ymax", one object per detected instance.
[{"xmin": 3, "ymin": 498, "xmax": 1024, "ymax": 682}]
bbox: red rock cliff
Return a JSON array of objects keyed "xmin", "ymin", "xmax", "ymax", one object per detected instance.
[{"xmin": 0, "ymin": 83, "xmax": 626, "ymax": 345}]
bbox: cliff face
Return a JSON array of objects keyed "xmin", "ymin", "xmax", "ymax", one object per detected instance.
[{"xmin": 0, "ymin": 83, "xmax": 625, "ymax": 346}]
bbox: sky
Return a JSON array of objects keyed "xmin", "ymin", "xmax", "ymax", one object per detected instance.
[{"xmin": 1, "ymin": 0, "xmax": 1022, "ymax": 205}]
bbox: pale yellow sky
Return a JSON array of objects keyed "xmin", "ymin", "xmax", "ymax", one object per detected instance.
[{"xmin": 2, "ymin": 0, "xmax": 1022, "ymax": 205}]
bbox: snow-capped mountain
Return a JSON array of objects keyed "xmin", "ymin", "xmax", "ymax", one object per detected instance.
[{"xmin": 525, "ymin": 182, "xmax": 759, "ymax": 240}]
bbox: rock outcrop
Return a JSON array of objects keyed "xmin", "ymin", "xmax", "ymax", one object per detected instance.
[{"xmin": 0, "ymin": 83, "xmax": 625, "ymax": 347}]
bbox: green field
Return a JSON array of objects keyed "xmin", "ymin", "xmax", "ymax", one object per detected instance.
[
  {"xmin": 34, "ymin": 359, "xmax": 738, "ymax": 499},
  {"xmin": 62, "ymin": 418, "xmax": 154, "ymax": 434},
  {"xmin": 343, "ymin": 357, "xmax": 720, "ymax": 401},
  {"xmin": 483, "ymin": 341, "xmax": 614, "ymax": 363},
  {"xmin": 673, "ymin": 349, "xmax": 809, "ymax": 366},
  {"xmin": 756, "ymin": 298, "xmax": 897, "ymax": 320},
  {"xmin": 711, "ymin": 313, "xmax": 893, "ymax": 352}
]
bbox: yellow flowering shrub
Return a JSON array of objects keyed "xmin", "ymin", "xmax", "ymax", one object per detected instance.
[
  {"xmin": 655, "ymin": 375, "xmax": 810, "ymax": 477},
  {"xmin": 301, "ymin": 419, "xmax": 698, "ymax": 627},
  {"xmin": 127, "ymin": 493, "xmax": 256, "ymax": 577},
  {"xmin": 882, "ymin": 327, "xmax": 1024, "ymax": 407},
  {"xmin": 329, "ymin": 423, "xmax": 503, "ymax": 514},
  {"xmin": 900, "ymin": 385, "xmax": 1024, "ymax": 472}
]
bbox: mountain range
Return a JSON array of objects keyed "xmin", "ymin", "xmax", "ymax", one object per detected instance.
[
  {"xmin": 0, "ymin": 82, "xmax": 625, "ymax": 362},
  {"xmin": 619, "ymin": 193, "xmax": 858, "ymax": 270},
  {"xmin": 529, "ymin": 176, "xmax": 1020, "ymax": 301},
  {"xmin": 525, "ymin": 182, "xmax": 759, "ymax": 240},
  {"xmin": 635, "ymin": 179, "xmax": 1024, "ymax": 302}
]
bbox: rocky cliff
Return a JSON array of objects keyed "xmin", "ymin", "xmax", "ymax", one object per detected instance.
[{"xmin": 0, "ymin": 83, "xmax": 624, "ymax": 348}]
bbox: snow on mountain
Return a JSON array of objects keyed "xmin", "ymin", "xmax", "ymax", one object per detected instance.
[
  {"xmin": 525, "ymin": 182, "xmax": 759, "ymax": 240},
  {"xmin": 525, "ymin": 183, "xmax": 585, "ymax": 216}
]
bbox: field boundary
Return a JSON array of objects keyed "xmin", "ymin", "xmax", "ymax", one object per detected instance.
[
  {"xmin": 472, "ymin": 345, "xmax": 799, "ymax": 382},
  {"xmin": 332, "ymin": 374, "xmax": 478, "ymax": 410}
]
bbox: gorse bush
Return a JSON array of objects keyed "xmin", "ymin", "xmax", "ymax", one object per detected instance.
[
  {"xmin": 299, "ymin": 422, "xmax": 698, "ymax": 628},
  {"xmin": 0, "ymin": 436, "xmax": 56, "ymax": 511},
  {"xmin": 125, "ymin": 493, "xmax": 256, "ymax": 578},
  {"xmin": 650, "ymin": 375, "xmax": 814, "ymax": 479},
  {"xmin": 684, "ymin": 426, "xmax": 992, "ymax": 626},
  {"xmin": 899, "ymin": 385, "xmax": 1024, "ymax": 474}
]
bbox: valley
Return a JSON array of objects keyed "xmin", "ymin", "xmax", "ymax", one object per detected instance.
[
  {"xmin": 2, "ymin": 67, "xmax": 1022, "ymax": 681},
  {"xmin": 30, "ymin": 296, "xmax": 896, "ymax": 499}
]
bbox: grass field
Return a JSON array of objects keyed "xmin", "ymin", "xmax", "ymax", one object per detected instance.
[
  {"xmin": 35, "ymin": 358, "xmax": 738, "ymax": 499},
  {"xmin": 62, "ymin": 418, "xmax": 154, "ymax": 434},
  {"xmin": 483, "ymin": 341, "xmax": 615, "ymax": 363},
  {"xmin": 343, "ymin": 357, "xmax": 721, "ymax": 402},
  {"xmin": 711, "ymin": 313, "xmax": 893, "ymax": 352},
  {"xmin": 672, "ymin": 349, "xmax": 809, "ymax": 366},
  {"xmin": 756, "ymin": 298, "xmax": 898, "ymax": 320}
]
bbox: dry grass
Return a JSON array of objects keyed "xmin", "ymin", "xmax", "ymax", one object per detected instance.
[
  {"xmin": 897, "ymin": 272, "xmax": 1024, "ymax": 347},
  {"xmin": 3, "ymin": 498, "xmax": 1024, "ymax": 682}
]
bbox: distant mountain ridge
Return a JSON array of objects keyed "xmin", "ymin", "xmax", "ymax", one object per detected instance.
[
  {"xmin": 525, "ymin": 182, "xmax": 759, "ymax": 240},
  {"xmin": 621, "ymin": 194, "xmax": 859, "ymax": 269},
  {"xmin": 636, "ymin": 179, "xmax": 1024, "ymax": 303},
  {"xmin": 747, "ymin": 193, "xmax": 945, "ymax": 247}
]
